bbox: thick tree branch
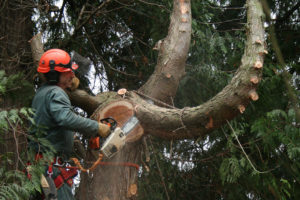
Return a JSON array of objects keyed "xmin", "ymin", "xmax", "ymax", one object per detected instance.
[
  {"xmin": 30, "ymin": 0, "xmax": 266, "ymax": 140},
  {"xmin": 92, "ymin": 0, "xmax": 265, "ymax": 140},
  {"xmin": 138, "ymin": 0, "xmax": 191, "ymax": 104}
]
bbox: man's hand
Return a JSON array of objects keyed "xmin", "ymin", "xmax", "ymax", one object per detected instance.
[{"xmin": 98, "ymin": 123, "xmax": 111, "ymax": 137}]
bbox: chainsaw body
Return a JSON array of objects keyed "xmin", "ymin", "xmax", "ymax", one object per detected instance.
[
  {"xmin": 89, "ymin": 116, "xmax": 139, "ymax": 159},
  {"xmin": 100, "ymin": 127, "xmax": 125, "ymax": 158}
]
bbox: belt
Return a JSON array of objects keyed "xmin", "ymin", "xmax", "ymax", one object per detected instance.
[
  {"xmin": 43, "ymin": 155, "xmax": 78, "ymax": 189},
  {"xmin": 53, "ymin": 167, "xmax": 78, "ymax": 189}
]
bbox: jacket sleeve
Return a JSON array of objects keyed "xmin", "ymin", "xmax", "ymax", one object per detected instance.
[{"xmin": 47, "ymin": 87, "xmax": 99, "ymax": 138}]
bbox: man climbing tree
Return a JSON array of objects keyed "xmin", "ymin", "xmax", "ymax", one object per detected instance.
[{"xmin": 29, "ymin": 48, "xmax": 111, "ymax": 199}]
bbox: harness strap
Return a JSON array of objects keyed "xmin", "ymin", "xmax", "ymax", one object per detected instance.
[{"xmin": 53, "ymin": 167, "xmax": 78, "ymax": 189}]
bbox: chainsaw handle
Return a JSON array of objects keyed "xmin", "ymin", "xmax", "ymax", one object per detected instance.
[{"xmin": 100, "ymin": 117, "xmax": 117, "ymax": 130}]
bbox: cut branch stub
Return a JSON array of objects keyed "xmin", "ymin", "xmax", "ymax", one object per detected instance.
[
  {"xmin": 254, "ymin": 60, "xmax": 263, "ymax": 69},
  {"xmin": 259, "ymin": 50, "xmax": 268, "ymax": 56},
  {"xmin": 255, "ymin": 39, "xmax": 263, "ymax": 45},
  {"xmin": 117, "ymin": 88, "xmax": 127, "ymax": 96},
  {"xmin": 205, "ymin": 116, "xmax": 214, "ymax": 129},
  {"xmin": 127, "ymin": 184, "xmax": 137, "ymax": 197},
  {"xmin": 238, "ymin": 105, "xmax": 246, "ymax": 113},
  {"xmin": 180, "ymin": 0, "xmax": 189, "ymax": 14},
  {"xmin": 181, "ymin": 17, "xmax": 188, "ymax": 22},
  {"xmin": 95, "ymin": 100, "xmax": 144, "ymax": 142},
  {"xmin": 249, "ymin": 90, "xmax": 259, "ymax": 101},
  {"xmin": 250, "ymin": 76, "xmax": 259, "ymax": 84}
]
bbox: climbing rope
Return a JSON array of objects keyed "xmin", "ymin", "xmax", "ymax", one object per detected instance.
[
  {"xmin": 70, "ymin": 153, "xmax": 140, "ymax": 173},
  {"xmin": 70, "ymin": 153, "xmax": 104, "ymax": 173}
]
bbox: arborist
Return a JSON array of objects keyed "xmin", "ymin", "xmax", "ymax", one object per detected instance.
[{"xmin": 29, "ymin": 49, "xmax": 110, "ymax": 200}]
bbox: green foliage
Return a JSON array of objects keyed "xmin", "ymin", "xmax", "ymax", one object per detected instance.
[
  {"xmin": 0, "ymin": 70, "xmax": 34, "ymax": 106},
  {"xmin": 0, "ymin": 69, "xmax": 56, "ymax": 199},
  {"xmin": 0, "ymin": 106, "xmax": 57, "ymax": 199},
  {"xmin": 252, "ymin": 108, "xmax": 300, "ymax": 160},
  {"xmin": 0, "ymin": 168, "xmax": 29, "ymax": 200},
  {"xmin": 219, "ymin": 157, "xmax": 242, "ymax": 184},
  {"xmin": 0, "ymin": 108, "xmax": 43, "ymax": 199}
]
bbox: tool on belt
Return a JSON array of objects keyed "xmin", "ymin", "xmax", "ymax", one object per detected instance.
[{"xmin": 89, "ymin": 116, "xmax": 139, "ymax": 158}]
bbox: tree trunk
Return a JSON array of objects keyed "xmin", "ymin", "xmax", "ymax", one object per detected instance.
[
  {"xmin": 75, "ymin": 0, "xmax": 265, "ymax": 199},
  {"xmin": 30, "ymin": 0, "xmax": 265, "ymax": 199},
  {"xmin": 0, "ymin": 0, "xmax": 34, "ymax": 168}
]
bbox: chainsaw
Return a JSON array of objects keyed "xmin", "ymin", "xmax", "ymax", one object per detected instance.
[{"xmin": 89, "ymin": 116, "xmax": 139, "ymax": 158}]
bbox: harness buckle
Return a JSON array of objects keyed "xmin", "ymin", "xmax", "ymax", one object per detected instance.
[
  {"xmin": 47, "ymin": 168, "xmax": 53, "ymax": 177},
  {"xmin": 53, "ymin": 156, "xmax": 65, "ymax": 167}
]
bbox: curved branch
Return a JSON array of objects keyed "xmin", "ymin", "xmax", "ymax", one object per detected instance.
[
  {"xmin": 131, "ymin": 0, "xmax": 265, "ymax": 140},
  {"xmin": 31, "ymin": 0, "xmax": 266, "ymax": 141}
]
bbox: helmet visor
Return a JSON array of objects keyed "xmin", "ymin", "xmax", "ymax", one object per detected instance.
[{"xmin": 54, "ymin": 61, "xmax": 79, "ymax": 72}]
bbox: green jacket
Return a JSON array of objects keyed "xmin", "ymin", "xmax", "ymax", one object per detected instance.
[{"xmin": 30, "ymin": 84, "xmax": 98, "ymax": 158}]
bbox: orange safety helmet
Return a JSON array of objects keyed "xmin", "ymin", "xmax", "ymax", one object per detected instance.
[{"xmin": 37, "ymin": 49, "xmax": 79, "ymax": 73}]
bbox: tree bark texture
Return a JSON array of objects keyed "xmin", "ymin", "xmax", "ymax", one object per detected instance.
[
  {"xmin": 0, "ymin": 1, "xmax": 33, "ymax": 77},
  {"xmin": 0, "ymin": 0, "xmax": 34, "ymax": 168},
  {"xmin": 138, "ymin": 0, "xmax": 191, "ymax": 105},
  {"xmin": 30, "ymin": 0, "xmax": 265, "ymax": 199}
]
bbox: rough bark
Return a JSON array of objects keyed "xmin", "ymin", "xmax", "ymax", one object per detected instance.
[
  {"xmin": 30, "ymin": 0, "xmax": 265, "ymax": 199},
  {"xmin": 0, "ymin": 0, "xmax": 34, "ymax": 168},
  {"xmin": 138, "ymin": 0, "xmax": 191, "ymax": 104},
  {"xmin": 0, "ymin": 1, "xmax": 33, "ymax": 75}
]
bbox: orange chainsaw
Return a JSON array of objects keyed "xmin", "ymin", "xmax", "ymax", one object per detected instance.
[{"xmin": 89, "ymin": 116, "xmax": 139, "ymax": 158}]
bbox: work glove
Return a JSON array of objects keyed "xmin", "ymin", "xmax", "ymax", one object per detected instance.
[{"xmin": 98, "ymin": 122, "xmax": 111, "ymax": 137}]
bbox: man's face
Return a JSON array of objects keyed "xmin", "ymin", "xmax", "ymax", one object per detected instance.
[{"xmin": 57, "ymin": 71, "xmax": 75, "ymax": 90}]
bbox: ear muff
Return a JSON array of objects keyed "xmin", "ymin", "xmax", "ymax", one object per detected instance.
[{"xmin": 45, "ymin": 60, "xmax": 60, "ymax": 85}]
